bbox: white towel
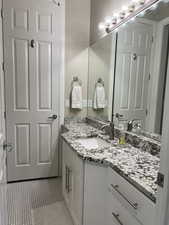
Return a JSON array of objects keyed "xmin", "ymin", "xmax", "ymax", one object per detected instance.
[
  {"xmin": 93, "ymin": 86, "xmax": 106, "ymax": 109},
  {"xmin": 71, "ymin": 85, "xmax": 83, "ymax": 109}
]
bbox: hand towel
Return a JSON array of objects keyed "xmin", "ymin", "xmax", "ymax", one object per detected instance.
[
  {"xmin": 71, "ymin": 85, "xmax": 83, "ymax": 109},
  {"xmin": 93, "ymin": 86, "xmax": 106, "ymax": 109}
]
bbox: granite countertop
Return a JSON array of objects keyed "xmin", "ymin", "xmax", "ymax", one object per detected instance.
[{"xmin": 61, "ymin": 121, "xmax": 160, "ymax": 203}]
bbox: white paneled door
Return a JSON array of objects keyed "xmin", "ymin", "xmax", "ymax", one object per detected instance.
[
  {"xmin": 3, "ymin": 0, "xmax": 64, "ymax": 181},
  {"xmin": 114, "ymin": 22, "xmax": 153, "ymax": 129}
]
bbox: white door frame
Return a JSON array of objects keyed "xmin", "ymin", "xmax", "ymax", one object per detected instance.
[
  {"xmin": 154, "ymin": 17, "xmax": 169, "ymax": 225},
  {"xmin": 147, "ymin": 17, "xmax": 169, "ymax": 133},
  {"xmin": 134, "ymin": 20, "xmax": 169, "ymax": 225},
  {"xmin": 156, "ymin": 43, "xmax": 169, "ymax": 225},
  {"xmin": 58, "ymin": 0, "xmax": 65, "ymax": 126},
  {"xmin": 135, "ymin": 17, "xmax": 159, "ymax": 133}
]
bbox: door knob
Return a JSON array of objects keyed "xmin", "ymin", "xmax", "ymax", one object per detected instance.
[
  {"xmin": 3, "ymin": 142, "xmax": 14, "ymax": 152},
  {"xmin": 30, "ymin": 40, "xmax": 35, "ymax": 48},
  {"xmin": 48, "ymin": 114, "xmax": 57, "ymax": 120},
  {"xmin": 132, "ymin": 53, "xmax": 137, "ymax": 60}
]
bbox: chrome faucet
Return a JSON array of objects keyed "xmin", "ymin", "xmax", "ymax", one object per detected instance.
[{"xmin": 100, "ymin": 121, "xmax": 115, "ymax": 140}]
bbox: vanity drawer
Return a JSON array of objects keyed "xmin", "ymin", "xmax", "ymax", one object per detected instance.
[
  {"xmin": 108, "ymin": 168, "xmax": 156, "ymax": 225},
  {"xmin": 107, "ymin": 192, "xmax": 142, "ymax": 225}
]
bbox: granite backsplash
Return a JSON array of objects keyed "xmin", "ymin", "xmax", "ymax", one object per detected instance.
[{"xmin": 86, "ymin": 117, "xmax": 161, "ymax": 158}]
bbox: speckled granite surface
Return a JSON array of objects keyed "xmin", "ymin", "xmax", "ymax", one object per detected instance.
[{"xmin": 61, "ymin": 121, "xmax": 160, "ymax": 203}]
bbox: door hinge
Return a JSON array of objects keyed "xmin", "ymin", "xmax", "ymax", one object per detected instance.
[
  {"xmin": 1, "ymin": 9, "xmax": 4, "ymax": 19},
  {"xmin": 146, "ymin": 109, "xmax": 148, "ymax": 116},
  {"xmin": 148, "ymin": 73, "xmax": 151, "ymax": 80},
  {"xmin": 4, "ymin": 111, "xmax": 6, "ymax": 119},
  {"xmin": 2, "ymin": 62, "xmax": 5, "ymax": 72},
  {"xmin": 152, "ymin": 36, "xmax": 154, "ymax": 43},
  {"xmin": 157, "ymin": 172, "xmax": 164, "ymax": 188}
]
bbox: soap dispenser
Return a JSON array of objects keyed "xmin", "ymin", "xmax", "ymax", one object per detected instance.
[{"xmin": 118, "ymin": 123, "xmax": 126, "ymax": 145}]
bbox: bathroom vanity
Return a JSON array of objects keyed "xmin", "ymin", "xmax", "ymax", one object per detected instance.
[{"xmin": 61, "ymin": 121, "xmax": 159, "ymax": 225}]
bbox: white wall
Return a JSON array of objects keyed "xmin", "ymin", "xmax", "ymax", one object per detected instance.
[
  {"xmin": 64, "ymin": 0, "xmax": 132, "ymax": 119},
  {"xmin": 90, "ymin": 0, "xmax": 130, "ymax": 44},
  {"xmin": 65, "ymin": 0, "xmax": 90, "ymax": 118}
]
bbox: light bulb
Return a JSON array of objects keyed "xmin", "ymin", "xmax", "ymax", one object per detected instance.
[
  {"xmin": 105, "ymin": 17, "xmax": 112, "ymax": 25},
  {"xmin": 114, "ymin": 13, "xmax": 119, "ymax": 18},
  {"xmin": 122, "ymin": 5, "xmax": 128, "ymax": 11},
  {"xmin": 98, "ymin": 23, "xmax": 105, "ymax": 30}
]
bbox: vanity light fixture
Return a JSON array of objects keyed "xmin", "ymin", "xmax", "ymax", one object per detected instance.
[{"xmin": 100, "ymin": 0, "xmax": 160, "ymax": 34}]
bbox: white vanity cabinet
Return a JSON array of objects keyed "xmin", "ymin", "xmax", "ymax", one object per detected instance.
[
  {"xmin": 62, "ymin": 139, "xmax": 107, "ymax": 225},
  {"xmin": 62, "ymin": 139, "xmax": 156, "ymax": 225},
  {"xmin": 62, "ymin": 140, "xmax": 84, "ymax": 225}
]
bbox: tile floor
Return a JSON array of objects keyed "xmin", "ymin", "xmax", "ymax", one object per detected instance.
[{"xmin": 0, "ymin": 178, "xmax": 73, "ymax": 225}]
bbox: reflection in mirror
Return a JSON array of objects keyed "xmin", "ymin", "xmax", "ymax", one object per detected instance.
[
  {"xmin": 114, "ymin": 0, "xmax": 169, "ymax": 138},
  {"xmin": 87, "ymin": 33, "xmax": 117, "ymax": 121}
]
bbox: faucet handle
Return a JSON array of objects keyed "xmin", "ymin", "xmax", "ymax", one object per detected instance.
[{"xmin": 127, "ymin": 121, "xmax": 133, "ymax": 132}]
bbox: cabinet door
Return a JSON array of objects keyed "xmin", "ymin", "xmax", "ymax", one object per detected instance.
[
  {"xmin": 71, "ymin": 151, "xmax": 83, "ymax": 225},
  {"xmin": 62, "ymin": 141, "xmax": 72, "ymax": 208},
  {"xmin": 62, "ymin": 140, "xmax": 83, "ymax": 225},
  {"xmin": 83, "ymin": 163, "xmax": 107, "ymax": 225}
]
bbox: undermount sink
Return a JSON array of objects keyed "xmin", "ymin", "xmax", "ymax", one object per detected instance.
[{"xmin": 75, "ymin": 137, "xmax": 110, "ymax": 150}]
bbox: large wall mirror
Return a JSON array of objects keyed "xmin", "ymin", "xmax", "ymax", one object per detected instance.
[
  {"xmin": 87, "ymin": 33, "xmax": 117, "ymax": 122},
  {"xmin": 88, "ymin": 0, "xmax": 169, "ymax": 140}
]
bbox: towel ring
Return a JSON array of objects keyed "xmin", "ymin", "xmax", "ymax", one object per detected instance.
[
  {"xmin": 96, "ymin": 78, "xmax": 104, "ymax": 87},
  {"xmin": 71, "ymin": 76, "xmax": 82, "ymax": 87}
]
